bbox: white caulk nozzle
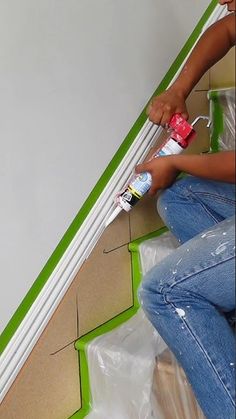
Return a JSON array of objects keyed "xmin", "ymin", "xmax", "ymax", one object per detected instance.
[{"xmin": 105, "ymin": 206, "xmax": 122, "ymax": 228}]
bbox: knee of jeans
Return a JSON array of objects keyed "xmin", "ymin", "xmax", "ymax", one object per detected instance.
[
  {"xmin": 157, "ymin": 188, "xmax": 174, "ymax": 220},
  {"xmin": 138, "ymin": 270, "xmax": 163, "ymax": 312},
  {"xmin": 157, "ymin": 190, "xmax": 167, "ymax": 213},
  {"xmin": 157, "ymin": 177, "xmax": 194, "ymax": 215}
]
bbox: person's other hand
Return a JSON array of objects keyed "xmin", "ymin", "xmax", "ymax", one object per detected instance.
[
  {"xmin": 147, "ymin": 88, "xmax": 188, "ymax": 126},
  {"xmin": 135, "ymin": 156, "xmax": 179, "ymax": 195}
]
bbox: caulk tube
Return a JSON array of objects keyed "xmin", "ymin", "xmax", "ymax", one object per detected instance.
[
  {"xmin": 105, "ymin": 114, "xmax": 210, "ymax": 227},
  {"xmin": 116, "ymin": 114, "xmax": 196, "ymax": 213},
  {"xmin": 116, "ymin": 138, "xmax": 187, "ymax": 212}
]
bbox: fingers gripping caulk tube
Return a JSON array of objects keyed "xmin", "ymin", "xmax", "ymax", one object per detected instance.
[{"xmin": 106, "ymin": 115, "xmax": 211, "ymax": 227}]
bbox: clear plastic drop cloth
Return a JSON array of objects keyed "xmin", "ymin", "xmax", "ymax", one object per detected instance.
[
  {"xmin": 85, "ymin": 231, "xmax": 205, "ymax": 419},
  {"xmin": 208, "ymin": 87, "xmax": 235, "ymax": 151},
  {"xmin": 139, "ymin": 231, "xmax": 179, "ymax": 275},
  {"xmin": 85, "ymin": 309, "xmax": 167, "ymax": 419}
]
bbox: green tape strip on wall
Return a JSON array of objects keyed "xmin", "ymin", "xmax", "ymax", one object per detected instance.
[{"xmin": 0, "ymin": 0, "xmax": 218, "ymax": 355}]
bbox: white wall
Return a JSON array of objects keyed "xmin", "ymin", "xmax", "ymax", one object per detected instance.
[{"xmin": 0, "ymin": 0, "xmax": 210, "ymax": 333}]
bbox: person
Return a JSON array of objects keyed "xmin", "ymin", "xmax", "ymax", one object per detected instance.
[{"xmin": 137, "ymin": 1, "xmax": 236, "ymax": 418}]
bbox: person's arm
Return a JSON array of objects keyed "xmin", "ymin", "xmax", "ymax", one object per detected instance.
[
  {"xmin": 136, "ymin": 151, "xmax": 235, "ymax": 195},
  {"xmin": 148, "ymin": 14, "xmax": 236, "ymax": 126}
]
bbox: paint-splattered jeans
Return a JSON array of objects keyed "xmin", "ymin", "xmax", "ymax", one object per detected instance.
[{"xmin": 138, "ymin": 176, "xmax": 236, "ymax": 419}]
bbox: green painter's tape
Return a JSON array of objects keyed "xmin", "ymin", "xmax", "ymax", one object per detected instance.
[
  {"xmin": 0, "ymin": 0, "xmax": 218, "ymax": 355},
  {"xmin": 208, "ymin": 90, "xmax": 224, "ymax": 152}
]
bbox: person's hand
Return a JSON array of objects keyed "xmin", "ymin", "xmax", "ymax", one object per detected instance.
[
  {"xmin": 147, "ymin": 88, "xmax": 188, "ymax": 126},
  {"xmin": 135, "ymin": 156, "xmax": 179, "ymax": 195}
]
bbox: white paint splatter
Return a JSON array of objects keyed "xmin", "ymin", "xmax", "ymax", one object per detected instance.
[
  {"xmin": 211, "ymin": 241, "xmax": 230, "ymax": 256},
  {"xmin": 215, "ymin": 242, "xmax": 228, "ymax": 254},
  {"xmin": 230, "ymin": 363, "xmax": 234, "ymax": 366},
  {"xmin": 176, "ymin": 308, "xmax": 186, "ymax": 318},
  {"xmin": 186, "ymin": 248, "xmax": 190, "ymax": 252},
  {"xmin": 172, "ymin": 270, "xmax": 177, "ymax": 275},
  {"xmin": 201, "ymin": 230, "xmax": 216, "ymax": 239},
  {"xmin": 186, "ymin": 306, "xmax": 190, "ymax": 308}
]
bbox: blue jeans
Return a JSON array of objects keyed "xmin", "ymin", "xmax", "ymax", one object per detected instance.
[{"xmin": 139, "ymin": 176, "xmax": 236, "ymax": 419}]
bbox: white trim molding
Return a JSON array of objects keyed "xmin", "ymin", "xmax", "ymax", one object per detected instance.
[{"xmin": 0, "ymin": 4, "xmax": 227, "ymax": 403}]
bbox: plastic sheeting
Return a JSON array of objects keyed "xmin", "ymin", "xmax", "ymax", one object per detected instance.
[
  {"xmin": 208, "ymin": 87, "xmax": 235, "ymax": 151},
  {"xmin": 139, "ymin": 231, "xmax": 179, "ymax": 276},
  {"xmin": 85, "ymin": 309, "xmax": 167, "ymax": 419},
  {"xmin": 85, "ymin": 231, "xmax": 204, "ymax": 418}
]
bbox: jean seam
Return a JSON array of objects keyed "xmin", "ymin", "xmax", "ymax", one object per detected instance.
[
  {"xmin": 180, "ymin": 190, "xmax": 221, "ymax": 223},
  {"xmin": 181, "ymin": 187, "xmax": 235, "ymax": 222},
  {"xmin": 167, "ymin": 253, "xmax": 235, "ymax": 291},
  {"xmin": 193, "ymin": 191, "xmax": 236, "ymax": 206},
  {"xmin": 162, "ymin": 294, "xmax": 236, "ymax": 406}
]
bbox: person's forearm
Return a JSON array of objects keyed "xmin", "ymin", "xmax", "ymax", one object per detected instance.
[
  {"xmin": 172, "ymin": 151, "xmax": 235, "ymax": 183},
  {"xmin": 169, "ymin": 14, "xmax": 236, "ymax": 99}
]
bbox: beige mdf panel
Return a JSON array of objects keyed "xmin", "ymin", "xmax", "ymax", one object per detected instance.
[
  {"xmin": 130, "ymin": 194, "xmax": 165, "ymax": 241},
  {"xmin": 210, "ymin": 47, "xmax": 235, "ymax": 89},
  {"xmin": 194, "ymin": 70, "xmax": 210, "ymax": 91},
  {"xmin": 185, "ymin": 90, "xmax": 210, "ymax": 154},
  {"xmin": 75, "ymin": 210, "xmax": 132, "ymax": 337},
  {"xmin": 0, "ymin": 322, "xmax": 80, "ymax": 419},
  {"xmin": 0, "ymin": 210, "xmax": 132, "ymax": 419},
  {"xmin": 0, "ymin": 277, "xmax": 81, "ymax": 419}
]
